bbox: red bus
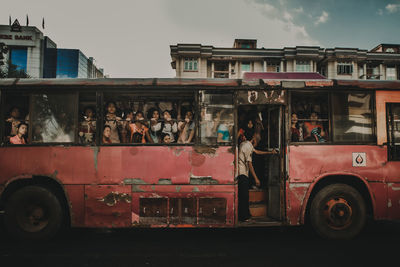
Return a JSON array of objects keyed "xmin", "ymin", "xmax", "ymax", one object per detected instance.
[{"xmin": 1, "ymin": 78, "xmax": 399, "ymax": 240}]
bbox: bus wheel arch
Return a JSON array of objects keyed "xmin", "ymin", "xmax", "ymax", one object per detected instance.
[
  {"xmin": 303, "ymin": 175, "xmax": 374, "ymax": 239},
  {"xmin": 1, "ymin": 176, "xmax": 71, "ymax": 238}
]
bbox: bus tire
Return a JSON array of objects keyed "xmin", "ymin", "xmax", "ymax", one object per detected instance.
[
  {"xmin": 4, "ymin": 185, "xmax": 64, "ymax": 240},
  {"xmin": 310, "ymin": 183, "xmax": 366, "ymax": 239}
]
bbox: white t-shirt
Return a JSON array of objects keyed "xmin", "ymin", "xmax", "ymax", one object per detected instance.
[{"xmin": 238, "ymin": 140, "xmax": 254, "ymax": 177}]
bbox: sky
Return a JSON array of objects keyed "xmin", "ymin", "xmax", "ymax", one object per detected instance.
[{"xmin": 2, "ymin": 0, "xmax": 400, "ymax": 78}]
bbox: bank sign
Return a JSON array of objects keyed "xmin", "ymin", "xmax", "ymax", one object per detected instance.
[{"xmin": 0, "ymin": 26, "xmax": 36, "ymax": 47}]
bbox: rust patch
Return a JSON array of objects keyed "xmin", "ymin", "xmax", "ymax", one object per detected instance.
[
  {"xmin": 90, "ymin": 146, "xmax": 100, "ymax": 171},
  {"xmin": 190, "ymin": 176, "xmax": 218, "ymax": 185},
  {"xmin": 176, "ymin": 186, "xmax": 182, "ymax": 192},
  {"xmin": 192, "ymin": 187, "xmax": 200, "ymax": 192},
  {"xmin": 194, "ymin": 146, "xmax": 217, "ymax": 154},
  {"xmin": 158, "ymin": 178, "xmax": 172, "ymax": 185},
  {"xmin": 99, "ymin": 192, "xmax": 132, "ymax": 207},
  {"xmin": 124, "ymin": 178, "xmax": 146, "ymax": 185}
]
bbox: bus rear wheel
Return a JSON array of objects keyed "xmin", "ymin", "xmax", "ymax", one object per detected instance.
[
  {"xmin": 310, "ymin": 183, "xmax": 366, "ymax": 239},
  {"xmin": 4, "ymin": 185, "xmax": 64, "ymax": 240}
]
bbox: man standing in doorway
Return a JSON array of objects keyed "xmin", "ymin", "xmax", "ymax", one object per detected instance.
[{"xmin": 238, "ymin": 130, "xmax": 276, "ymax": 222}]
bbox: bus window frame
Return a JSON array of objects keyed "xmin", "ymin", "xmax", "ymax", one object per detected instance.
[
  {"xmin": 99, "ymin": 88, "xmax": 199, "ymax": 147},
  {"xmin": 288, "ymin": 89, "xmax": 377, "ymax": 146}
]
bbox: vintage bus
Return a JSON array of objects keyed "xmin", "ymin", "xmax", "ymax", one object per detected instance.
[{"xmin": 0, "ymin": 78, "xmax": 399, "ymax": 240}]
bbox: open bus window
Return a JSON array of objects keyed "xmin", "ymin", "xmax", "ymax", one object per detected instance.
[
  {"xmin": 79, "ymin": 93, "xmax": 96, "ymax": 145},
  {"xmin": 291, "ymin": 92, "xmax": 329, "ymax": 143},
  {"xmin": 200, "ymin": 91, "xmax": 234, "ymax": 145},
  {"xmin": 103, "ymin": 93, "xmax": 194, "ymax": 144},
  {"xmin": 3, "ymin": 93, "xmax": 30, "ymax": 144},
  {"xmin": 31, "ymin": 94, "xmax": 76, "ymax": 143},
  {"xmin": 332, "ymin": 93, "xmax": 374, "ymax": 143}
]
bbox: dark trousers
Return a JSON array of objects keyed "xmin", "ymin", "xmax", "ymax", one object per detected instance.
[{"xmin": 238, "ymin": 175, "xmax": 251, "ymax": 220}]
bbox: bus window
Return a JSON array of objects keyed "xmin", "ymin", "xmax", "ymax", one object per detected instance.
[
  {"xmin": 387, "ymin": 103, "xmax": 400, "ymax": 160},
  {"xmin": 103, "ymin": 93, "xmax": 194, "ymax": 144},
  {"xmin": 78, "ymin": 93, "xmax": 96, "ymax": 145},
  {"xmin": 332, "ymin": 93, "xmax": 374, "ymax": 143},
  {"xmin": 31, "ymin": 94, "xmax": 76, "ymax": 143},
  {"xmin": 200, "ymin": 91, "xmax": 234, "ymax": 145},
  {"xmin": 3, "ymin": 93, "xmax": 30, "ymax": 144},
  {"xmin": 291, "ymin": 92, "xmax": 329, "ymax": 143}
]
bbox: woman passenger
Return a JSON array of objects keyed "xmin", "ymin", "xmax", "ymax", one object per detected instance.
[
  {"xmin": 129, "ymin": 111, "xmax": 153, "ymax": 143},
  {"xmin": 291, "ymin": 113, "xmax": 303, "ymax": 142},
  {"xmin": 9, "ymin": 122, "xmax": 28, "ymax": 145},
  {"xmin": 79, "ymin": 107, "xmax": 96, "ymax": 144},
  {"xmin": 178, "ymin": 110, "xmax": 195, "ymax": 144},
  {"xmin": 149, "ymin": 108, "xmax": 162, "ymax": 143},
  {"xmin": 102, "ymin": 125, "xmax": 112, "ymax": 144},
  {"xmin": 105, "ymin": 102, "xmax": 122, "ymax": 143},
  {"xmin": 304, "ymin": 112, "xmax": 326, "ymax": 142},
  {"xmin": 161, "ymin": 110, "xmax": 178, "ymax": 143}
]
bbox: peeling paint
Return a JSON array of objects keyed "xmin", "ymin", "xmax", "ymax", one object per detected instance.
[
  {"xmin": 388, "ymin": 199, "xmax": 392, "ymax": 208},
  {"xmin": 124, "ymin": 178, "xmax": 147, "ymax": 185},
  {"xmin": 193, "ymin": 187, "xmax": 200, "ymax": 192},
  {"xmin": 132, "ymin": 185, "xmax": 145, "ymax": 192},
  {"xmin": 176, "ymin": 186, "xmax": 181, "ymax": 192},
  {"xmin": 388, "ymin": 183, "xmax": 400, "ymax": 191},
  {"xmin": 172, "ymin": 148, "xmax": 185, "ymax": 157},
  {"xmin": 99, "ymin": 192, "xmax": 132, "ymax": 206},
  {"xmin": 190, "ymin": 176, "xmax": 218, "ymax": 185},
  {"xmin": 90, "ymin": 146, "xmax": 100, "ymax": 171},
  {"xmin": 158, "ymin": 178, "xmax": 172, "ymax": 185},
  {"xmin": 50, "ymin": 170, "xmax": 59, "ymax": 179}
]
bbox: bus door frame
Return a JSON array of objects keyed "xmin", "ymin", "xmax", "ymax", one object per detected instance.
[{"xmin": 236, "ymin": 89, "xmax": 287, "ymax": 220}]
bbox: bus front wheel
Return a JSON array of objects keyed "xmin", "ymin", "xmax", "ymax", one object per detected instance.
[
  {"xmin": 310, "ymin": 183, "xmax": 366, "ymax": 239},
  {"xmin": 4, "ymin": 185, "xmax": 64, "ymax": 240}
]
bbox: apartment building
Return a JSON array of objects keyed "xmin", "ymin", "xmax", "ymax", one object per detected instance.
[{"xmin": 170, "ymin": 39, "xmax": 400, "ymax": 80}]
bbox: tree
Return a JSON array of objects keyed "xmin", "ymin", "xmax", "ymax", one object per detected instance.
[{"xmin": 0, "ymin": 61, "xmax": 30, "ymax": 78}]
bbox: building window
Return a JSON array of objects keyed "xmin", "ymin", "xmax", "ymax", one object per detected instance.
[
  {"xmin": 296, "ymin": 60, "xmax": 311, "ymax": 72},
  {"xmin": 241, "ymin": 62, "xmax": 251, "ymax": 72},
  {"xmin": 267, "ymin": 62, "xmax": 280, "ymax": 72},
  {"xmin": 184, "ymin": 58, "xmax": 198, "ymax": 71},
  {"xmin": 9, "ymin": 47, "xmax": 27, "ymax": 72},
  {"xmin": 358, "ymin": 65, "xmax": 365, "ymax": 79},
  {"xmin": 387, "ymin": 66, "xmax": 397, "ymax": 80},
  {"xmin": 337, "ymin": 62, "xmax": 353, "ymax": 75},
  {"xmin": 367, "ymin": 65, "xmax": 380, "ymax": 80}
]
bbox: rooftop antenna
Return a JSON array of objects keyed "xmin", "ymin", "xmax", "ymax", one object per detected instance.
[
  {"xmin": 26, "ymin": 14, "xmax": 29, "ymax": 26},
  {"xmin": 42, "ymin": 17, "xmax": 45, "ymax": 29},
  {"xmin": 9, "ymin": 15, "xmax": 11, "ymax": 26}
]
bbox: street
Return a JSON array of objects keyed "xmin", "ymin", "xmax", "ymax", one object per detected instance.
[{"xmin": 0, "ymin": 221, "xmax": 399, "ymax": 267}]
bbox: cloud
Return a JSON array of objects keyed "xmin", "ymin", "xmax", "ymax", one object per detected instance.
[
  {"xmin": 293, "ymin": 6, "xmax": 304, "ymax": 13},
  {"xmin": 314, "ymin": 11, "xmax": 329, "ymax": 25},
  {"xmin": 377, "ymin": 9, "xmax": 383, "ymax": 16},
  {"xmin": 386, "ymin": 4, "xmax": 400, "ymax": 13}
]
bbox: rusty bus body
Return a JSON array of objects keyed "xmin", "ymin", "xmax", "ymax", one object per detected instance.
[{"xmin": 0, "ymin": 78, "xmax": 399, "ymax": 239}]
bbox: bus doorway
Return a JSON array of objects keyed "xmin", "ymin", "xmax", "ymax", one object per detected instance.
[{"xmin": 237, "ymin": 104, "xmax": 284, "ymax": 223}]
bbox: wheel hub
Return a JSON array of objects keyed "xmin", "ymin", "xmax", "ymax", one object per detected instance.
[
  {"xmin": 324, "ymin": 198, "xmax": 353, "ymax": 230},
  {"xmin": 17, "ymin": 204, "xmax": 49, "ymax": 233}
]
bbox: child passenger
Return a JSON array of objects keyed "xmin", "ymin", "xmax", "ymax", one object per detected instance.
[{"xmin": 10, "ymin": 122, "xmax": 28, "ymax": 144}]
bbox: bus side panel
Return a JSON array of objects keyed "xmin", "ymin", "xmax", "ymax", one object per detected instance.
[
  {"xmin": 64, "ymin": 185, "xmax": 85, "ymax": 227},
  {"xmin": 388, "ymin": 183, "xmax": 400, "ymax": 220},
  {"xmin": 287, "ymin": 145, "xmax": 390, "ymax": 225}
]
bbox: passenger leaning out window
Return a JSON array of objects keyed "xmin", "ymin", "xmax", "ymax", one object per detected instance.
[{"xmin": 10, "ymin": 122, "xmax": 28, "ymax": 145}]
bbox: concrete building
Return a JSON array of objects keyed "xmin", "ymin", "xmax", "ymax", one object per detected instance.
[
  {"xmin": 0, "ymin": 19, "xmax": 104, "ymax": 78},
  {"xmin": 170, "ymin": 39, "xmax": 400, "ymax": 80}
]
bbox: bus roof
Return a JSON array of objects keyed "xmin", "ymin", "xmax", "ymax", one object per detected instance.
[{"xmin": 0, "ymin": 78, "xmax": 400, "ymax": 90}]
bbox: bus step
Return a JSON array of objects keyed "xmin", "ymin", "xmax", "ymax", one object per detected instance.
[
  {"xmin": 250, "ymin": 203, "xmax": 267, "ymax": 217},
  {"xmin": 249, "ymin": 189, "xmax": 267, "ymax": 204}
]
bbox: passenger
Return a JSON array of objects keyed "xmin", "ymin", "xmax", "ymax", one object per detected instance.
[
  {"xmin": 149, "ymin": 108, "xmax": 162, "ymax": 143},
  {"xmin": 161, "ymin": 110, "xmax": 178, "ymax": 143},
  {"xmin": 120, "ymin": 110, "xmax": 134, "ymax": 143},
  {"xmin": 10, "ymin": 122, "xmax": 28, "ymax": 145},
  {"xmin": 102, "ymin": 125, "xmax": 112, "ymax": 144},
  {"xmin": 237, "ymin": 130, "xmax": 277, "ymax": 222},
  {"xmin": 291, "ymin": 113, "xmax": 303, "ymax": 142},
  {"xmin": 105, "ymin": 101, "xmax": 122, "ymax": 143},
  {"xmin": 79, "ymin": 107, "xmax": 96, "ymax": 144},
  {"xmin": 32, "ymin": 124, "xmax": 43, "ymax": 142},
  {"xmin": 161, "ymin": 133, "xmax": 171, "ymax": 144},
  {"xmin": 129, "ymin": 111, "xmax": 153, "ymax": 143},
  {"xmin": 238, "ymin": 119, "xmax": 255, "ymax": 145},
  {"xmin": 6, "ymin": 106, "xmax": 21, "ymax": 137},
  {"xmin": 177, "ymin": 110, "xmax": 195, "ymax": 144},
  {"xmin": 217, "ymin": 110, "xmax": 232, "ymax": 143},
  {"xmin": 304, "ymin": 112, "xmax": 326, "ymax": 142}
]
